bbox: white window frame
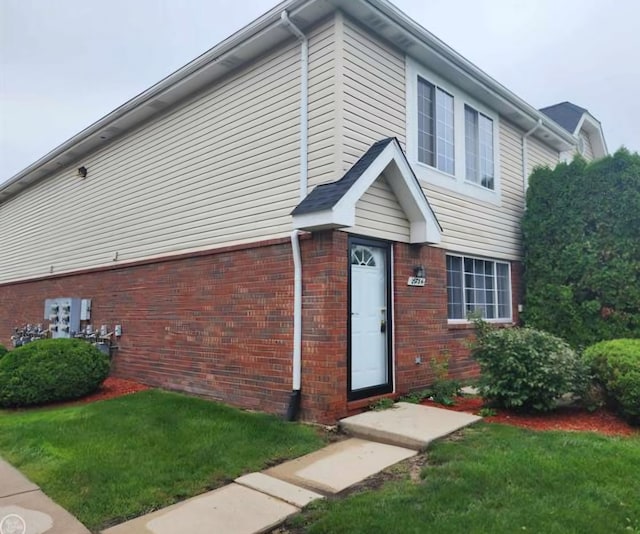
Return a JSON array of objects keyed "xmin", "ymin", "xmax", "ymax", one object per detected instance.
[
  {"xmin": 406, "ymin": 57, "xmax": 501, "ymax": 205},
  {"xmin": 446, "ymin": 253, "xmax": 512, "ymax": 324}
]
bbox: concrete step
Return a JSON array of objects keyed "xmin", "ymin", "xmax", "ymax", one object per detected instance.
[
  {"xmin": 265, "ymin": 438, "xmax": 416, "ymax": 494},
  {"xmin": 339, "ymin": 401, "xmax": 482, "ymax": 450}
]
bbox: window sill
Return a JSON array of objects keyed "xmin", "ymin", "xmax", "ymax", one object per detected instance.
[
  {"xmin": 413, "ymin": 162, "xmax": 501, "ymax": 206},
  {"xmin": 447, "ymin": 319, "xmax": 514, "ymax": 331}
]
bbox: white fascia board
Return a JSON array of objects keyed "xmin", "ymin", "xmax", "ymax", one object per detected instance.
[
  {"xmin": 338, "ymin": 143, "xmax": 396, "ymax": 208},
  {"xmin": 1, "ymin": 0, "xmax": 322, "ymax": 201},
  {"xmin": 335, "ymin": 140, "xmax": 442, "ymax": 244},
  {"xmin": 384, "ymin": 152, "xmax": 442, "ymax": 244},
  {"xmin": 341, "ymin": 0, "xmax": 575, "ymax": 151},
  {"xmin": 292, "ymin": 208, "xmax": 354, "ymax": 231},
  {"xmin": 576, "ymin": 113, "xmax": 609, "ymax": 157}
]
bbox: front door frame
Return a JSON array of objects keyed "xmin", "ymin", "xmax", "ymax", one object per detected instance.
[{"xmin": 347, "ymin": 235, "xmax": 393, "ymax": 401}]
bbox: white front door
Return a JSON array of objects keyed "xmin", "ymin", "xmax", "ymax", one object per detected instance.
[{"xmin": 349, "ymin": 239, "xmax": 391, "ymax": 399}]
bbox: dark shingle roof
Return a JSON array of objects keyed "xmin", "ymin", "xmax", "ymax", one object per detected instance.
[
  {"xmin": 539, "ymin": 101, "xmax": 587, "ymax": 134},
  {"xmin": 291, "ymin": 137, "xmax": 395, "ymax": 216}
]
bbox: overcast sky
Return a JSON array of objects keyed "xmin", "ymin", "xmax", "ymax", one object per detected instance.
[{"xmin": 1, "ymin": 0, "xmax": 639, "ymax": 183}]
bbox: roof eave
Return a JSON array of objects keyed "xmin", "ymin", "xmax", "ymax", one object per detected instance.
[
  {"xmin": 0, "ymin": 0, "xmax": 325, "ymax": 202},
  {"xmin": 3, "ymin": 0, "xmax": 579, "ymax": 203},
  {"xmin": 340, "ymin": 0, "xmax": 576, "ymax": 150}
]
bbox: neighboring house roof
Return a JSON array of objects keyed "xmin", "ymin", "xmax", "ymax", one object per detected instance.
[
  {"xmin": 292, "ymin": 137, "xmax": 442, "ymax": 244},
  {"xmin": 539, "ymin": 101, "xmax": 608, "ymax": 158},
  {"xmin": 539, "ymin": 102, "xmax": 587, "ymax": 134},
  {"xmin": 1, "ymin": 0, "xmax": 580, "ymax": 204}
]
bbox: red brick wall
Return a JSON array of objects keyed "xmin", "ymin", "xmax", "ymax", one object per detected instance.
[
  {"xmin": 0, "ymin": 231, "xmax": 523, "ymax": 423},
  {"xmin": 0, "ymin": 239, "xmax": 299, "ymax": 416}
]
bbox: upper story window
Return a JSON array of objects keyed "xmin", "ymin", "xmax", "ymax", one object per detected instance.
[
  {"xmin": 406, "ymin": 58, "xmax": 501, "ymax": 205},
  {"xmin": 417, "ymin": 77, "xmax": 454, "ymax": 174},
  {"xmin": 464, "ymin": 105, "xmax": 494, "ymax": 190}
]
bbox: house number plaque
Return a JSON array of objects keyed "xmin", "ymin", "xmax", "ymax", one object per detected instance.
[{"xmin": 407, "ymin": 276, "xmax": 426, "ymax": 287}]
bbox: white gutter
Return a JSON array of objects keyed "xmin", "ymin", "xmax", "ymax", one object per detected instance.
[
  {"xmin": 522, "ymin": 119, "xmax": 542, "ymax": 195},
  {"xmin": 281, "ymin": 10, "xmax": 308, "ymax": 417},
  {"xmin": 280, "ymin": 10, "xmax": 309, "ymax": 200},
  {"xmin": 361, "ymin": 0, "xmax": 576, "ymax": 148}
]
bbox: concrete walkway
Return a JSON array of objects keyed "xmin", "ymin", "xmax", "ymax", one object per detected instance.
[
  {"xmin": 0, "ymin": 459, "xmax": 90, "ymax": 534},
  {"xmin": 1, "ymin": 403, "xmax": 480, "ymax": 534}
]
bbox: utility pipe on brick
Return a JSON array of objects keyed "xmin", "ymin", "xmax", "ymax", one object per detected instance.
[{"xmin": 281, "ymin": 10, "xmax": 308, "ymax": 420}]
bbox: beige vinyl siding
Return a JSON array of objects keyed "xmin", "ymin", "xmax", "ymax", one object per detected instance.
[
  {"xmin": 578, "ymin": 129, "xmax": 595, "ymax": 160},
  {"xmin": 420, "ymin": 119, "xmax": 559, "ymax": 260},
  {"xmin": 0, "ymin": 39, "xmax": 303, "ymax": 283},
  {"xmin": 341, "ymin": 18, "xmax": 406, "ymax": 171},
  {"xmin": 527, "ymin": 133, "xmax": 561, "ymax": 174},
  {"xmin": 430, "ymin": 119, "xmax": 527, "ymax": 258},
  {"xmin": 308, "ymin": 17, "xmax": 339, "ymax": 189},
  {"xmin": 336, "ymin": 17, "xmax": 561, "ymax": 258},
  {"xmin": 348, "ymin": 175, "xmax": 410, "ymax": 242}
]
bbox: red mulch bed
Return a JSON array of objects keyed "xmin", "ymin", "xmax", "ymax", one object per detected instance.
[
  {"xmin": 421, "ymin": 396, "xmax": 638, "ymax": 437},
  {"xmin": 78, "ymin": 377, "xmax": 150, "ymax": 403},
  {"xmin": 51, "ymin": 377, "xmax": 150, "ymax": 408}
]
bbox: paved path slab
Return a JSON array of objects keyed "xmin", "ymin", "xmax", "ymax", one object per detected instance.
[
  {"xmin": 0, "ymin": 462, "xmax": 39, "ymax": 498},
  {"xmin": 0, "ymin": 459, "xmax": 90, "ymax": 534},
  {"xmin": 102, "ymin": 483, "xmax": 299, "ymax": 534},
  {"xmin": 266, "ymin": 438, "xmax": 416, "ymax": 494},
  {"xmin": 339, "ymin": 402, "xmax": 481, "ymax": 450},
  {"xmin": 235, "ymin": 473, "xmax": 323, "ymax": 508}
]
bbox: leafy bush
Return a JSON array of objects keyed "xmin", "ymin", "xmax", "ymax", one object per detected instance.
[
  {"xmin": 0, "ymin": 345, "xmax": 7, "ymax": 359},
  {"xmin": 522, "ymin": 149, "xmax": 640, "ymax": 348},
  {"xmin": 583, "ymin": 339, "xmax": 640, "ymax": 424},
  {"xmin": 471, "ymin": 324, "xmax": 583, "ymax": 412},
  {"xmin": 0, "ymin": 339, "xmax": 110, "ymax": 408}
]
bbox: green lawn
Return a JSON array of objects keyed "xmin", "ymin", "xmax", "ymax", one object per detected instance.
[
  {"xmin": 289, "ymin": 423, "xmax": 640, "ymax": 534},
  {"xmin": 0, "ymin": 389, "xmax": 326, "ymax": 532}
]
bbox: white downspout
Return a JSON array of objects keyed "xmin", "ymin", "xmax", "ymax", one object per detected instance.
[
  {"xmin": 281, "ymin": 11, "xmax": 308, "ymax": 418},
  {"xmin": 290, "ymin": 230, "xmax": 302, "ymax": 392},
  {"xmin": 281, "ymin": 10, "xmax": 309, "ymax": 200},
  {"xmin": 522, "ymin": 119, "xmax": 542, "ymax": 197}
]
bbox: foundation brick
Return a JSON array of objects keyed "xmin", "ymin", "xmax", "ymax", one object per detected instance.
[{"xmin": 0, "ymin": 231, "xmax": 522, "ymax": 423}]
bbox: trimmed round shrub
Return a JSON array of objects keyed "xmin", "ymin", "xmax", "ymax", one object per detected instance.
[
  {"xmin": 472, "ymin": 326, "xmax": 583, "ymax": 412},
  {"xmin": 0, "ymin": 338, "xmax": 110, "ymax": 408},
  {"xmin": 583, "ymin": 339, "xmax": 640, "ymax": 425}
]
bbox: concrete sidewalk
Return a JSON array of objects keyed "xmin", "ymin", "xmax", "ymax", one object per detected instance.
[
  {"xmin": 2, "ymin": 402, "xmax": 480, "ymax": 534},
  {"xmin": 0, "ymin": 459, "xmax": 89, "ymax": 534},
  {"xmin": 103, "ymin": 403, "xmax": 480, "ymax": 534}
]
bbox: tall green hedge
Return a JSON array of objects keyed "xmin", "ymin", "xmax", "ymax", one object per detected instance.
[{"xmin": 522, "ymin": 149, "xmax": 640, "ymax": 348}]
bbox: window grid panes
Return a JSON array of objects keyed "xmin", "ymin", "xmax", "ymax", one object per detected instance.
[
  {"xmin": 464, "ymin": 105, "xmax": 494, "ymax": 190},
  {"xmin": 436, "ymin": 89, "xmax": 455, "ymax": 174},
  {"xmin": 446, "ymin": 255, "xmax": 510, "ymax": 320},
  {"xmin": 417, "ymin": 78, "xmax": 435, "ymax": 166},
  {"xmin": 417, "ymin": 77, "xmax": 454, "ymax": 174}
]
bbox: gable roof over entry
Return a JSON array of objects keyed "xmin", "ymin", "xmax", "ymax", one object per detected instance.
[{"xmin": 292, "ymin": 138, "xmax": 442, "ymax": 244}]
